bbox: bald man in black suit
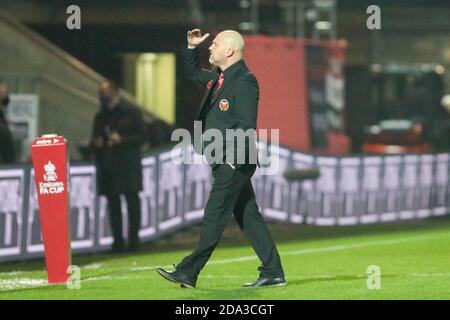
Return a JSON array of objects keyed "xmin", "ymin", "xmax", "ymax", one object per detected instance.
[{"xmin": 155, "ymin": 29, "xmax": 285, "ymax": 289}]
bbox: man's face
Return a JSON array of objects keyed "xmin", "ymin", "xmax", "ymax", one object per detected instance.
[
  {"xmin": 208, "ymin": 33, "xmax": 228, "ymax": 66},
  {"xmin": 99, "ymin": 85, "xmax": 111, "ymax": 98},
  {"xmin": 98, "ymin": 83, "xmax": 116, "ymax": 109}
]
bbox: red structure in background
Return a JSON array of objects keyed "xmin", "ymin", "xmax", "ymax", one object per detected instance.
[{"xmin": 243, "ymin": 36, "xmax": 349, "ymax": 155}]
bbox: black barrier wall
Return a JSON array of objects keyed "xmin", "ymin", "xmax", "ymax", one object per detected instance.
[{"xmin": 0, "ymin": 142, "xmax": 449, "ymax": 262}]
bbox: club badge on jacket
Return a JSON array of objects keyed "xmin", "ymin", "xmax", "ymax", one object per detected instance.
[{"xmin": 219, "ymin": 99, "xmax": 229, "ymax": 111}]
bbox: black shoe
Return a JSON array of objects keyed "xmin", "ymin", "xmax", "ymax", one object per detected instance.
[
  {"xmin": 155, "ymin": 266, "xmax": 196, "ymax": 289},
  {"xmin": 242, "ymin": 277, "xmax": 287, "ymax": 288}
]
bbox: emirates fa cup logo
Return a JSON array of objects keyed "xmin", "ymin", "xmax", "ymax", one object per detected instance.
[
  {"xmin": 44, "ymin": 161, "xmax": 58, "ymax": 182},
  {"xmin": 39, "ymin": 161, "xmax": 64, "ymax": 195}
]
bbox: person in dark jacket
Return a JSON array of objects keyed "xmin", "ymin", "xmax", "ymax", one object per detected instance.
[
  {"xmin": 90, "ymin": 81, "xmax": 146, "ymax": 252},
  {"xmin": 0, "ymin": 84, "xmax": 15, "ymax": 164},
  {"xmin": 155, "ymin": 29, "xmax": 285, "ymax": 288}
]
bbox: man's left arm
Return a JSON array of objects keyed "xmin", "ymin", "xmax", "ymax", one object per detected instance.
[
  {"xmin": 235, "ymin": 73, "xmax": 259, "ymax": 131},
  {"xmin": 233, "ymin": 73, "xmax": 259, "ymax": 169}
]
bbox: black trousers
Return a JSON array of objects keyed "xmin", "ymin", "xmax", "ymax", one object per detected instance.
[
  {"xmin": 106, "ymin": 192, "xmax": 141, "ymax": 247},
  {"xmin": 177, "ymin": 164, "xmax": 284, "ymax": 281}
]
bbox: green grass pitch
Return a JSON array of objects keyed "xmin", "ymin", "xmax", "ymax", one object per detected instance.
[{"xmin": 1, "ymin": 216, "xmax": 449, "ymax": 300}]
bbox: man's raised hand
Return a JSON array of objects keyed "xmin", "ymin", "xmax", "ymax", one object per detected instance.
[{"xmin": 187, "ymin": 29, "xmax": 210, "ymax": 48}]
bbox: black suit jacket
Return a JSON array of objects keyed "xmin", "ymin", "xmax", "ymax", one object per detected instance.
[
  {"xmin": 183, "ymin": 47, "xmax": 259, "ymax": 169},
  {"xmin": 0, "ymin": 110, "xmax": 15, "ymax": 164},
  {"xmin": 91, "ymin": 100, "xmax": 146, "ymax": 195}
]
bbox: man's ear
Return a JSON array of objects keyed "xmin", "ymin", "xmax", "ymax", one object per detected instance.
[{"xmin": 226, "ymin": 48, "xmax": 234, "ymax": 58}]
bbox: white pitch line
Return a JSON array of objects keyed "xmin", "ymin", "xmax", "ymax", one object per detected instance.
[
  {"xmin": 205, "ymin": 234, "xmax": 445, "ymax": 266},
  {"xmin": 411, "ymin": 273, "xmax": 450, "ymax": 277},
  {"xmin": 3, "ymin": 271, "xmax": 449, "ymax": 292},
  {"xmin": 134, "ymin": 233, "xmax": 447, "ymax": 271},
  {"xmin": 0, "ymin": 271, "xmax": 25, "ymax": 277},
  {"xmin": 0, "ymin": 278, "xmax": 49, "ymax": 292},
  {"xmin": 0, "ymin": 262, "xmax": 103, "ymax": 277},
  {"xmin": 1, "ymin": 232, "xmax": 447, "ymax": 291},
  {"xmin": 82, "ymin": 263, "xmax": 103, "ymax": 270},
  {"xmin": 81, "ymin": 275, "xmax": 130, "ymax": 282}
]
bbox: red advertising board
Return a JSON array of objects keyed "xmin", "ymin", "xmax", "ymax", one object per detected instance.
[
  {"xmin": 243, "ymin": 36, "xmax": 349, "ymax": 154},
  {"xmin": 31, "ymin": 135, "xmax": 71, "ymax": 283}
]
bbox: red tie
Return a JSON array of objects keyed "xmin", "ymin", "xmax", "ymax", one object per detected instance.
[{"xmin": 215, "ymin": 72, "xmax": 224, "ymax": 93}]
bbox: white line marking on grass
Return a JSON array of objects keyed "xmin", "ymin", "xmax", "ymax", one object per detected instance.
[
  {"xmin": 0, "ymin": 275, "xmax": 132, "ymax": 292},
  {"xmin": 410, "ymin": 273, "xmax": 450, "ymax": 277},
  {"xmin": 0, "ymin": 271, "xmax": 25, "ymax": 277},
  {"xmin": 81, "ymin": 275, "xmax": 130, "ymax": 282},
  {"xmin": 136, "ymin": 233, "xmax": 447, "ymax": 271},
  {"xmin": 0, "ymin": 278, "xmax": 49, "ymax": 292},
  {"xmin": 206, "ymin": 234, "xmax": 445, "ymax": 266},
  {"xmin": 82, "ymin": 263, "xmax": 102, "ymax": 270},
  {"xmin": 131, "ymin": 266, "xmax": 157, "ymax": 271},
  {"xmin": 130, "ymin": 266, "xmax": 172, "ymax": 272},
  {"xmin": 5, "ymin": 271, "xmax": 448, "ymax": 292},
  {"xmin": 82, "ymin": 275, "xmax": 112, "ymax": 282},
  {"xmin": 2, "ymin": 232, "xmax": 447, "ymax": 292}
]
